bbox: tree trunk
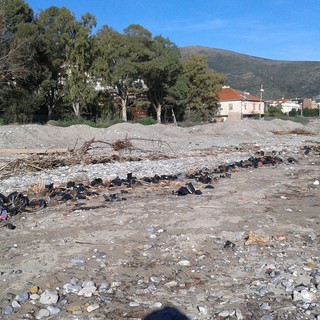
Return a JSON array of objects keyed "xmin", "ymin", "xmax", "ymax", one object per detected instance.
[
  {"xmin": 72, "ymin": 101, "xmax": 80, "ymax": 117},
  {"xmin": 48, "ymin": 106, "xmax": 53, "ymax": 121},
  {"xmin": 121, "ymin": 97, "xmax": 127, "ymax": 122},
  {"xmin": 171, "ymin": 108, "xmax": 177, "ymax": 126},
  {"xmin": 155, "ymin": 103, "xmax": 161, "ymax": 124}
]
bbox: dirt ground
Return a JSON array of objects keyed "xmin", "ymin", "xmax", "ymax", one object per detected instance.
[{"xmin": 0, "ymin": 119, "xmax": 319, "ymax": 319}]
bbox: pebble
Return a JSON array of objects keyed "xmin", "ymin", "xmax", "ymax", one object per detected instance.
[
  {"xmin": 178, "ymin": 260, "xmax": 191, "ymax": 266},
  {"xmin": 15, "ymin": 291, "xmax": 29, "ymax": 303},
  {"xmin": 47, "ymin": 305, "xmax": 61, "ymax": 315},
  {"xmin": 35, "ymin": 308, "xmax": 50, "ymax": 319},
  {"xmin": 218, "ymin": 310, "xmax": 231, "ymax": 317},
  {"xmin": 39, "ymin": 290, "xmax": 59, "ymax": 305},
  {"xmin": 3, "ymin": 305, "xmax": 14, "ymax": 314},
  {"xmin": 87, "ymin": 303, "xmax": 99, "ymax": 312},
  {"xmin": 295, "ymin": 289, "xmax": 317, "ymax": 303},
  {"xmin": 78, "ymin": 286, "xmax": 97, "ymax": 297},
  {"xmin": 11, "ymin": 300, "xmax": 21, "ymax": 308},
  {"xmin": 63, "ymin": 283, "xmax": 81, "ymax": 293}
]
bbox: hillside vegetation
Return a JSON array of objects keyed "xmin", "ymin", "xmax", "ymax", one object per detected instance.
[{"xmin": 180, "ymin": 46, "xmax": 320, "ymax": 100}]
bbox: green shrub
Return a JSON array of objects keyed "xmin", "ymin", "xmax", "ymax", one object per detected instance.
[{"xmin": 134, "ymin": 117, "xmax": 157, "ymax": 125}]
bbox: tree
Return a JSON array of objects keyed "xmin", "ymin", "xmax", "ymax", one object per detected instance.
[
  {"xmin": 182, "ymin": 55, "xmax": 224, "ymax": 121},
  {"xmin": 63, "ymin": 13, "xmax": 97, "ymax": 118},
  {"xmin": 140, "ymin": 34, "xmax": 181, "ymax": 123},
  {"xmin": 0, "ymin": 0, "xmax": 45, "ymax": 123},
  {"xmin": 0, "ymin": 0, "xmax": 33, "ymax": 86},
  {"xmin": 35, "ymin": 6, "xmax": 78, "ymax": 119}
]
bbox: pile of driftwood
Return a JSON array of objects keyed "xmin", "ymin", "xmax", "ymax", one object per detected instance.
[{"xmin": 0, "ymin": 137, "xmax": 175, "ymax": 177}]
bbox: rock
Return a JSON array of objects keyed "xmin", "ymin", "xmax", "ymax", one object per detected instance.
[
  {"xmin": 260, "ymin": 302, "xmax": 271, "ymax": 310},
  {"xmin": 39, "ymin": 290, "xmax": 59, "ymax": 305},
  {"xmin": 235, "ymin": 309, "xmax": 244, "ymax": 320},
  {"xmin": 11, "ymin": 300, "xmax": 21, "ymax": 309},
  {"xmin": 47, "ymin": 305, "xmax": 61, "ymax": 315},
  {"xmin": 15, "ymin": 291, "xmax": 29, "ymax": 304},
  {"xmin": 197, "ymin": 306, "xmax": 208, "ymax": 315},
  {"xmin": 164, "ymin": 280, "xmax": 178, "ymax": 287},
  {"xmin": 3, "ymin": 305, "xmax": 14, "ymax": 314},
  {"xmin": 35, "ymin": 308, "xmax": 50, "ymax": 319},
  {"xmin": 66, "ymin": 304, "xmax": 81, "ymax": 312},
  {"xmin": 77, "ymin": 286, "xmax": 97, "ymax": 297},
  {"xmin": 150, "ymin": 276, "xmax": 161, "ymax": 283},
  {"xmin": 82, "ymin": 280, "xmax": 95, "ymax": 288},
  {"xmin": 87, "ymin": 303, "xmax": 99, "ymax": 312},
  {"xmin": 98, "ymin": 282, "xmax": 109, "ymax": 292},
  {"xmin": 29, "ymin": 286, "xmax": 39, "ymax": 294},
  {"xmin": 71, "ymin": 257, "xmax": 85, "ymax": 264},
  {"xmin": 218, "ymin": 310, "xmax": 231, "ymax": 318},
  {"xmin": 63, "ymin": 283, "xmax": 81, "ymax": 294},
  {"xmin": 178, "ymin": 260, "xmax": 191, "ymax": 266},
  {"xmin": 300, "ymin": 289, "xmax": 317, "ymax": 303}
]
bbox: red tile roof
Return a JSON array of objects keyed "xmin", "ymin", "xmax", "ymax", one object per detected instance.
[{"xmin": 218, "ymin": 87, "xmax": 261, "ymax": 102}]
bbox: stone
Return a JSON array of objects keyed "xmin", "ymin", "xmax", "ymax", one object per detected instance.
[
  {"xmin": 87, "ymin": 303, "xmax": 99, "ymax": 312},
  {"xmin": 178, "ymin": 260, "xmax": 191, "ymax": 266},
  {"xmin": 98, "ymin": 282, "xmax": 109, "ymax": 292},
  {"xmin": 82, "ymin": 280, "xmax": 95, "ymax": 288},
  {"xmin": 150, "ymin": 276, "xmax": 161, "ymax": 283},
  {"xmin": 164, "ymin": 280, "xmax": 178, "ymax": 287},
  {"xmin": 3, "ymin": 305, "xmax": 14, "ymax": 314},
  {"xmin": 77, "ymin": 286, "xmax": 97, "ymax": 297},
  {"xmin": 29, "ymin": 286, "xmax": 39, "ymax": 294},
  {"xmin": 218, "ymin": 310, "xmax": 230, "ymax": 318},
  {"xmin": 71, "ymin": 257, "xmax": 85, "ymax": 264},
  {"xmin": 47, "ymin": 305, "xmax": 61, "ymax": 315},
  {"xmin": 39, "ymin": 290, "xmax": 59, "ymax": 305},
  {"xmin": 15, "ymin": 291, "xmax": 29, "ymax": 303},
  {"xmin": 63, "ymin": 283, "xmax": 81, "ymax": 294},
  {"xmin": 67, "ymin": 304, "xmax": 81, "ymax": 312},
  {"xmin": 300, "ymin": 289, "xmax": 317, "ymax": 303},
  {"xmin": 35, "ymin": 308, "xmax": 50, "ymax": 319},
  {"xmin": 11, "ymin": 300, "xmax": 21, "ymax": 308},
  {"xmin": 260, "ymin": 303, "xmax": 271, "ymax": 310},
  {"xmin": 235, "ymin": 309, "xmax": 244, "ymax": 320},
  {"xmin": 197, "ymin": 306, "xmax": 208, "ymax": 315}
]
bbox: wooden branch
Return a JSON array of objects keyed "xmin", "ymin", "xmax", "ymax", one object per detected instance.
[{"xmin": 0, "ymin": 148, "xmax": 69, "ymax": 155}]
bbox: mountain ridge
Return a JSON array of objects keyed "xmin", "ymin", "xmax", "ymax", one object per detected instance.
[{"xmin": 180, "ymin": 46, "xmax": 320, "ymax": 100}]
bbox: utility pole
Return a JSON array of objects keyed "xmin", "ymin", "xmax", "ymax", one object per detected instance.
[{"xmin": 259, "ymin": 84, "xmax": 264, "ymax": 120}]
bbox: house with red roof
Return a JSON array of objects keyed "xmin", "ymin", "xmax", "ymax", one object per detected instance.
[{"xmin": 216, "ymin": 86, "xmax": 265, "ymax": 121}]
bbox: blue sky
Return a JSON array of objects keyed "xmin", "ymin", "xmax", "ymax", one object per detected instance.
[{"xmin": 26, "ymin": 0, "xmax": 320, "ymax": 61}]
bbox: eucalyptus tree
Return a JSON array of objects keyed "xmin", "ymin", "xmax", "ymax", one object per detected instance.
[
  {"xmin": 0, "ymin": 0, "xmax": 44, "ymax": 123},
  {"xmin": 139, "ymin": 35, "xmax": 181, "ymax": 123},
  {"xmin": 0, "ymin": 0, "xmax": 33, "ymax": 86},
  {"xmin": 62, "ymin": 13, "xmax": 97, "ymax": 118},
  {"xmin": 93, "ymin": 25, "xmax": 129, "ymax": 121},
  {"xmin": 182, "ymin": 55, "xmax": 224, "ymax": 121},
  {"xmin": 93, "ymin": 24, "xmax": 152, "ymax": 122},
  {"xmin": 36, "ymin": 6, "xmax": 79, "ymax": 119}
]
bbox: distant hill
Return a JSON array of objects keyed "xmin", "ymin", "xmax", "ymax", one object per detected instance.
[{"xmin": 180, "ymin": 46, "xmax": 320, "ymax": 100}]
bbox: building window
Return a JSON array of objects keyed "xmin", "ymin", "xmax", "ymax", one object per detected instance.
[
  {"xmin": 253, "ymin": 103, "xmax": 256, "ymax": 110},
  {"xmin": 228, "ymin": 103, "xmax": 233, "ymax": 110},
  {"xmin": 244, "ymin": 103, "xmax": 247, "ymax": 110}
]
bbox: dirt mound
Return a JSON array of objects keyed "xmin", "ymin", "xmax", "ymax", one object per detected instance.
[{"xmin": 0, "ymin": 119, "xmax": 318, "ymax": 151}]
